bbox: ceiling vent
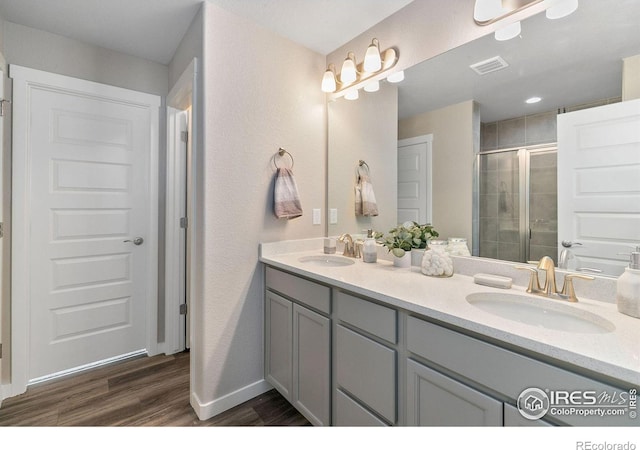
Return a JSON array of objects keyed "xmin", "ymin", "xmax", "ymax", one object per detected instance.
[{"xmin": 469, "ymin": 56, "xmax": 509, "ymax": 75}]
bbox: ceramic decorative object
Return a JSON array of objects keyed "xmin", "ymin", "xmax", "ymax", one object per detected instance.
[{"xmin": 393, "ymin": 251, "xmax": 412, "ymax": 268}]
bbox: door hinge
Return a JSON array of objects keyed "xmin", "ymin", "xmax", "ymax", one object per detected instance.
[
  {"xmin": 0, "ymin": 99, "xmax": 11, "ymax": 117},
  {"xmin": 180, "ymin": 217, "xmax": 188, "ymax": 229},
  {"xmin": 0, "ymin": 222, "xmax": 3, "ymax": 238},
  {"xmin": 179, "ymin": 303, "xmax": 188, "ymax": 315},
  {"xmin": 181, "ymin": 131, "xmax": 188, "ymax": 144}
]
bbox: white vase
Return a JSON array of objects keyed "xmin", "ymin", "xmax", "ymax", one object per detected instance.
[
  {"xmin": 393, "ymin": 251, "xmax": 411, "ymax": 268},
  {"xmin": 411, "ymin": 249, "xmax": 425, "ymax": 267}
]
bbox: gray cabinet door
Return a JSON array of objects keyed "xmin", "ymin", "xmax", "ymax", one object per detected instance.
[
  {"xmin": 504, "ymin": 404, "xmax": 554, "ymax": 427},
  {"xmin": 335, "ymin": 325, "xmax": 397, "ymax": 424},
  {"xmin": 265, "ymin": 291, "xmax": 292, "ymax": 400},
  {"xmin": 406, "ymin": 359, "xmax": 503, "ymax": 426},
  {"xmin": 293, "ymin": 303, "xmax": 331, "ymax": 426}
]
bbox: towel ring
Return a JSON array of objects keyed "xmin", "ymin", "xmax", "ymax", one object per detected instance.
[
  {"xmin": 356, "ymin": 160, "xmax": 370, "ymax": 178},
  {"xmin": 273, "ymin": 147, "xmax": 294, "ymax": 170}
]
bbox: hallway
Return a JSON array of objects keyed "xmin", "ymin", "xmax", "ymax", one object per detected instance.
[{"xmin": 0, "ymin": 351, "xmax": 309, "ymax": 426}]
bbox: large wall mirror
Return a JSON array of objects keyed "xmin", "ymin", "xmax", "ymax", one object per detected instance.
[{"xmin": 327, "ymin": 0, "xmax": 640, "ymax": 277}]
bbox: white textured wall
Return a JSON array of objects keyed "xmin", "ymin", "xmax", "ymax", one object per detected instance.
[
  {"xmin": 194, "ymin": 2, "xmax": 325, "ymax": 413},
  {"xmin": 4, "ymin": 22, "xmax": 168, "ymax": 96},
  {"xmin": 328, "ymin": 83, "xmax": 398, "ymax": 236},
  {"xmin": 398, "ymin": 100, "xmax": 478, "ymax": 248}
]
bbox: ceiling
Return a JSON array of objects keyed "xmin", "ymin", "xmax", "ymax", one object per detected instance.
[
  {"xmin": 0, "ymin": 0, "xmax": 415, "ymax": 64},
  {"xmin": 398, "ymin": 0, "xmax": 640, "ymax": 123}
]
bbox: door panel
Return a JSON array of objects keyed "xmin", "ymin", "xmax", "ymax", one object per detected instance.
[
  {"xmin": 11, "ymin": 66, "xmax": 159, "ymax": 383},
  {"xmin": 398, "ymin": 136, "xmax": 432, "ymax": 225},
  {"xmin": 557, "ymin": 99, "xmax": 640, "ymax": 276}
]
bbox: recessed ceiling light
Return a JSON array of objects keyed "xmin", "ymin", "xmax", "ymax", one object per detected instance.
[{"xmin": 525, "ymin": 96, "xmax": 542, "ymax": 104}]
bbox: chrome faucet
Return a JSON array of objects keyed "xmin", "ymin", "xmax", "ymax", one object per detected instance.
[
  {"xmin": 515, "ymin": 256, "xmax": 594, "ymax": 302},
  {"xmin": 338, "ymin": 233, "xmax": 356, "ymax": 257}
]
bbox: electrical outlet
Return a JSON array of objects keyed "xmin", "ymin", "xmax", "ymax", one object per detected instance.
[
  {"xmin": 312, "ymin": 208, "xmax": 321, "ymax": 225},
  {"xmin": 329, "ymin": 208, "xmax": 338, "ymax": 224}
]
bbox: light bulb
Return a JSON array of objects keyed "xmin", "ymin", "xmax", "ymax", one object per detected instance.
[
  {"xmin": 387, "ymin": 70, "xmax": 404, "ymax": 83},
  {"xmin": 473, "ymin": 0, "xmax": 502, "ymax": 21},
  {"xmin": 545, "ymin": 0, "xmax": 578, "ymax": 19},
  {"xmin": 344, "ymin": 89, "xmax": 359, "ymax": 100},
  {"xmin": 364, "ymin": 80, "xmax": 380, "ymax": 93},
  {"xmin": 321, "ymin": 65, "xmax": 336, "ymax": 93},
  {"xmin": 340, "ymin": 53, "xmax": 357, "ymax": 84},
  {"xmin": 495, "ymin": 20, "xmax": 521, "ymax": 41},
  {"xmin": 363, "ymin": 38, "xmax": 382, "ymax": 73}
]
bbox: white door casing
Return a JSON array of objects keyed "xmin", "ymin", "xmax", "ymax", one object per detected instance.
[
  {"xmin": 398, "ymin": 135, "xmax": 433, "ymax": 225},
  {"xmin": 11, "ymin": 65, "xmax": 160, "ymax": 393},
  {"xmin": 557, "ymin": 99, "xmax": 640, "ymax": 277}
]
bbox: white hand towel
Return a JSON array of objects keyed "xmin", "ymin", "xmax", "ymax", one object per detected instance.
[
  {"xmin": 274, "ymin": 167, "xmax": 303, "ymax": 219},
  {"xmin": 355, "ymin": 174, "xmax": 379, "ymax": 217}
]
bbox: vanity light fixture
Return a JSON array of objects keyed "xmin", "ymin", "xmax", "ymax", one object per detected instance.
[
  {"xmin": 386, "ymin": 70, "xmax": 404, "ymax": 83},
  {"xmin": 363, "ymin": 38, "xmax": 382, "ymax": 73},
  {"xmin": 340, "ymin": 52, "xmax": 358, "ymax": 84},
  {"xmin": 544, "ymin": 0, "xmax": 578, "ymax": 19},
  {"xmin": 320, "ymin": 38, "xmax": 399, "ymax": 100},
  {"xmin": 494, "ymin": 18, "xmax": 521, "ymax": 41},
  {"xmin": 321, "ymin": 64, "xmax": 337, "ymax": 93},
  {"xmin": 344, "ymin": 88, "xmax": 359, "ymax": 100},
  {"xmin": 473, "ymin": 0, "xmax": 579, "ymax": 41},
  {"xmin": 364, "ymin": 80, "xmax": 380, "ymax": 93}
]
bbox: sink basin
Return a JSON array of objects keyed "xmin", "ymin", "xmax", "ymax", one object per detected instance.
[
  {"xmin": 465, "ymin": 292, "xmax": 615, "ymax": 334},
  {"xmin": 298, "ymin": 255, "xmax": 355, "ymax": 267}
]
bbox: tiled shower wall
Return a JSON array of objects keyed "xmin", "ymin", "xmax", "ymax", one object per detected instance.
[
  {"xmin": 478, "ymin": 99, "xmax": 620, "ymax": 263},
  {"xmin": 481, "ymin": 98, "xmax": 621, "ymax": 151}
]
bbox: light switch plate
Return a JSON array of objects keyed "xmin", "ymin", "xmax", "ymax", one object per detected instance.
[
  {"xmin": 312, "ymin": 208, "xmax": 321, "ymax": 225},
  {"xmin": 329, "ymin": 208, "xmax": 338, "ymax": 224}
]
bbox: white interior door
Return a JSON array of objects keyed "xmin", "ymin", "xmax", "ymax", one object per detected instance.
[
  {"xmin": 11, "ymin": 66, "xmax": 160, "ymax": 387},
  {"xmin": 398, "ymin": 135, "xmax": 432, "ymax": 224},
  {"xmin": 557, "ymin": 99, "xmax": 640, "ymax": 276}
]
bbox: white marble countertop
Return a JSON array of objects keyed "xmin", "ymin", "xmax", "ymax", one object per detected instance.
[{"xmin": 259, "ymin": 239, "xmax": 640, "ymax": 388}]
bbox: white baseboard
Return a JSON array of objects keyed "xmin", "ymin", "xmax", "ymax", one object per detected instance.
[{"xmin": 190, "ymin": 379, "xmax": 272, "ymax": 421}]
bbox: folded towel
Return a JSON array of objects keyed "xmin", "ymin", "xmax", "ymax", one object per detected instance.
[
  {"xmin": 274, "ymin": 167, "xmax": 303, "ymax": 219},
  {"xmin": 355, "ymin": 173, "xmax": 379, "ymax": 217}
]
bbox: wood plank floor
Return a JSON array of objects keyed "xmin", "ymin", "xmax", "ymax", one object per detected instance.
[{"xmin": 0, "ymin": 351, "xmax": 310, "ymax": 426}]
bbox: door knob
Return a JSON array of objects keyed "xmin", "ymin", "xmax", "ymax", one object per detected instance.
[
  {"xmin": 124, "ymin": 237, "xmax": 144, "ymax": 245},
  {"xmin": 561, "ymin": 240, "xmax": 582, "ymax": 248}
]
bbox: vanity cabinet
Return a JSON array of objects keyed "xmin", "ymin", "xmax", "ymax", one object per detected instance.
[
  {"xmin": 406, "ymin": 315, "xmax": 632, "ymax": 427},
  {"xmin": 406, "ymin": 359, "xmax": 503, "ymax": 426},
  {"xmin": 263, "ymin": 264, "xmax": 635, "ymax": 427},
  {"xmin": 333, "ymin": 291, "xmax": 398, "ymax": 426},
  {"xmin": 264, "ymin": 267, "xmax": 331, "ymax": 426}
]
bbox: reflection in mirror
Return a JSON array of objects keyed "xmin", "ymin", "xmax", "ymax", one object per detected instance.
[{"xmin": 327, "ymin": 0, "xmax": 640, "ymax": 277}]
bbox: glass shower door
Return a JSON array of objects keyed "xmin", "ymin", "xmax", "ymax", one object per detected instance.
[{"xmin": 478, "ymin": 146, "xmax": 557, "ymax": 264}]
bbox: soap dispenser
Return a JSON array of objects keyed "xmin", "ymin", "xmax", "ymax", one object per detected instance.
[
  {"xmin": 616, "ymin": 251, "xmax": 640, "ymax": 318},
  {"xmin": 363, "ymin": 229, "xmax": 377, "ymax": 263}
]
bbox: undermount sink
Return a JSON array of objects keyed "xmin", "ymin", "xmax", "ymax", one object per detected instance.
[
  {"xmin": 298, "ymin": 255, "xmax": 355, "ymax": 267},
  {"xmin": 465, "ymin": 292, "xmax": 615, "ymax": 334}
]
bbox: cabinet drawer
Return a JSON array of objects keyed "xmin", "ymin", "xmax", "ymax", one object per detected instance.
[
  {"xmin": 334, "ymin": 389, "xmax": 388, "ymax": 426},
  {"xmin": 335, "ymin": 291, "xmax": 397, "ymax": 343},
  {"xmin": 406, "ymin": 316, "xmax": 631, "ymax": 426},
  {"xmin": 335, "ymin": 325, "xmax": 396, "ymax": 423},
  {"xmin": 266, "ymin": 267, "xmax": 331, "ymax": 314}
]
